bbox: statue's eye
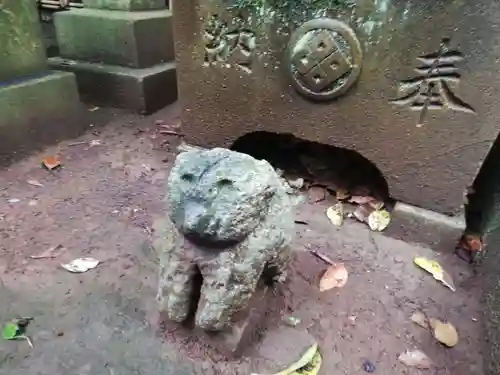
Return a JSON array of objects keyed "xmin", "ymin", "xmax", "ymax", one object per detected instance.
[
  {"xmin": 217, "ymin": 178, "xmax": 233, "ymax": 188},
  {"xmin": 181, "ymin": 173, "xmax": 194, "ymax": 182}
]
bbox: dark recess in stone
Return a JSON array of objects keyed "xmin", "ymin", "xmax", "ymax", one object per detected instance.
[
  {"xmin": 229, "ymin": 131, "xmax": 391, "ymax": 204},
  {"xmin": 183, "ymin": 265, "xmax": 203, "ymax": 328},
  {"xmin": 466, "ymin": 136, "xmax": 500, "ymax": 238},
  {"xmin": 464, "ymin": 129, "xmax": 500, "ymax": 375}
]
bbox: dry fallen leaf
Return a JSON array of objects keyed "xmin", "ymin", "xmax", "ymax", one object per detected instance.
[
  {"xmin": 462, "ymin": 233, "xmax": 483, "ymax": 252},
  {"xmin": 398, "ymin": 350, "xmax": 433, "ymax": 369},
  {"xmin": 326, "ymin": 203, "xmax": 344, "ymax": 226},
  {"xmin": 367, "ymin": 209, "xmax": 391, "ymax": 231},
  {"xmin": 61, "ymin": 257, "xmax": 100, "ymax": 273},
  {"xmin": 27, "ymin": 179, "xmax": 43, "ymax": 187},
  {"xmin": 349, "ymin": 195, "xmax": 375, "ymax": 205},
  {"xmin": 411, "ymin": 311, "xmax": 428, "ymax": 329},
  {"xmin": 352, "ymin": 204, "xmax": 373, "ymax": 223},
  {"xmin": 89, "ymin": 139, "xmax": 102, "ymax": 147},
  {"xmin": 368, "ymin": 201, "xmax": 385, "ymax": 210},
  {"xmin": 413, "ymin": 257, "xmax": 456, "ymax": 291},
  {"xmin": 429, "ymin": 318, "xmax": 459, "ymax": 347},
  {"xmin": 42, "ymin": 156, "xmax": 61, "ymax": 170},
  {"xmin": 335, "ymin": 188, "xmax": 350, "ymax": 200},
  {"xmin": 319, "ymin": 263, "xmax": 348, "ymax": 291}
]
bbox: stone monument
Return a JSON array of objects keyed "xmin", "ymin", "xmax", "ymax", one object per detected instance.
[
  {"xmin": 157, "ymin": 147, "xmax": 301, "ymax": 355},
  {"xmin": 48, "ymin": 0, "xmax": 177, "ymax": 114},
  {"xmin": 0, "ymin": 0, "xmax": 83, "ymax": 165},
  {"xmin": 172, "ymin": 0, "xmax": 500, "ymax": 248}
]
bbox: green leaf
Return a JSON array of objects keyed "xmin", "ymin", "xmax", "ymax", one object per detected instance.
[{"xmin": 2, "ymin": 323, "xmax": 20, "ymax": 340}]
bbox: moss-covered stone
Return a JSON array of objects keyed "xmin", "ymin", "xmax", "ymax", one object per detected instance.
[
  {"xmin": 0, "ymin": 71, "xmax": 84, "ymax": 165},
  {"xmin": 83, "ymin": 0, "xmax": 166, "ymax": 11},
  {"xmin": 54, "ymin": 9, "xmax": 174, "ymax": 69},
  {"xmin": 0, "ymin": 0, "xmax": 47, "ymax": 82}
]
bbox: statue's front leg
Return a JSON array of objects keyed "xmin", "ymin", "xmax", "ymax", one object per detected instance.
[
  {"xmin": 157, "ymin": 217, "xmax": 197, "ymax": 323},
  {"xmin": 158, "ymin": 255, "xmax": 198, "ymax": 323},
  {"xmin": 195, "ymin": 251, "xmax": 267, "ymax": 331}
]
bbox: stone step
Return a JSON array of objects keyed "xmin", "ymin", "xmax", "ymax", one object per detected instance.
[
  {"xmin": 49, "ymin": 57, "xmax": 177, "ymax": 114},
  {"xmin": 54, "ymin": 8, "xmax": 174, "ymax": 69}
]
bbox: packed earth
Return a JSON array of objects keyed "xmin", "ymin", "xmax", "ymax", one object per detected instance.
[{"xmin": 0, "ymin": 104, "xmax": 486, "ymax": 374}]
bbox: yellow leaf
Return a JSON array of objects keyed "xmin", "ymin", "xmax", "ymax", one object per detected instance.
[
  {"xmin": 367, "ymin": 209, "xmax": 391, "ymax": 231},
  {"xmin": 413, "ymin": 257, "xmax": 444, "ymax": 281},
  {"xmin": 326, "ymin": 204, "xmax": 344, "ymax": 226},
  {"xmin": 251, "ymin": 343, "xmax": 318, "ymax": 375},
  {"xmin": 292, "ymin": 350, "xmax": 322, "ymax": 375}
]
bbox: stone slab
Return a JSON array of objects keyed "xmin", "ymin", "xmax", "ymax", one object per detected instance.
[
  {"xmin": 0, "ymin": 0, "xmax": 47, "ymax": 82},
  {"xmin": 173, "ymin": 0, "xmax": 500, "ymax": 216},
  {"xmin": 54, "ymin": 8, "xmax": 174, "ymax": 69},
  {"xmin": 49, "ymin": 57, "xmax": 177, "ymax": 114},
  {"xmin": 0, "ymin": 71, "xmax": 85, "ymax": 166},
  {"xmin": 83, "ymin": 0, "xmax": 165, "ymax": 10},
  {"xmin": 384, "ymin": 202, "xmax": 465, "ymax": 253}
]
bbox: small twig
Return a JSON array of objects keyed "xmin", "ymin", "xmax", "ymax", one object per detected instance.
[
  {"xmin": 30, "ymin": 244, "xmax": 63, "ymax": 259},
  {"xmin": 159, "ymin": 130, "xmax": 184, "ymax": 137},
  {"xmin": 310, "ymin": 249, "xmax": 335, "ymax": 266},
  {"xmin": 294, "ymin": 220, "xmax": 309, "ymax": 225},
  {"xmin": 17, "ymin": 335, "xmax": 33, "ymax": 348},
  {"xmin": 67, "ymin": 141, "xmax": 86, "ymax": 147}
]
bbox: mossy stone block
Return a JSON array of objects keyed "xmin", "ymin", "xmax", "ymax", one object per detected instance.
[
  {"xmin": 54, "ymin": 8, "xmax": 174, "ymax": 69},
  {"xmin": 0, "ymin": 0, "xmax": 47, "ymax": 82},
  {"xmin": 83, "ymin": 0, "xmax": 166, "ymax": 11}
]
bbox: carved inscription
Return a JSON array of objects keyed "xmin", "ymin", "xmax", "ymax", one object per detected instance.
[
  {"xmin": 287, "ymin": 18, "xmax": 363, "ymax": 101},
  {"xmin": 391, "ymin": 38, "xmax": 475, "ymax": 126},
  {"xmin": 203, "ymin": 14, "xmax": 256, "ymax": 73}
]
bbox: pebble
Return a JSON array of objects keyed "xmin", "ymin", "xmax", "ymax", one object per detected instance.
[{"xmin": 363, "ymin": 360, "xmax": 376, "ymax": 373}]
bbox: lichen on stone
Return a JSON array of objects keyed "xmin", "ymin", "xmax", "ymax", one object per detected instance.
[{"xmin": 226, "ymin": 0, "xmax": 355, "ymax": 27}]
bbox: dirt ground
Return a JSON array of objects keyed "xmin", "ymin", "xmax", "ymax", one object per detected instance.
[{"xmin": 0, "ymin": 103, "xmax": 486, "ymax": 374}]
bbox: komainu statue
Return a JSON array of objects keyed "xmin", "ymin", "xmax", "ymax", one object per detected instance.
[{"xmin": 157, "ymin": 147, "xmax": 301, "ymax": 335}]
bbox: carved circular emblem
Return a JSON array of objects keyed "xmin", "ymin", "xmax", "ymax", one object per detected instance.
[{"xmin": 287, "ymin": 18, "xmax": 363, "ymax": 101}]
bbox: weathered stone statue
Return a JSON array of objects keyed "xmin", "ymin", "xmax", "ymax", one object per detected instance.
[{"xmin": 157, "ymin": 147, "xmax": 301, "ymax": 338}]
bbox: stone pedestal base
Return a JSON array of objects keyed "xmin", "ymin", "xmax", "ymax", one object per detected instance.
[
  {"xmin": 197, "ymin": 286, "xmax": 272, "ymax": 358},
  {"xmin": 159, "ymin": 285, "xmax": 275, "ymax": 358},
  {"xmin": 0, "ymin": 71, "xmax": 85, "ymax": 166},
  {"xmin": 49, "ymin": 58, "xmax": 177, "ymax": 114}
]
